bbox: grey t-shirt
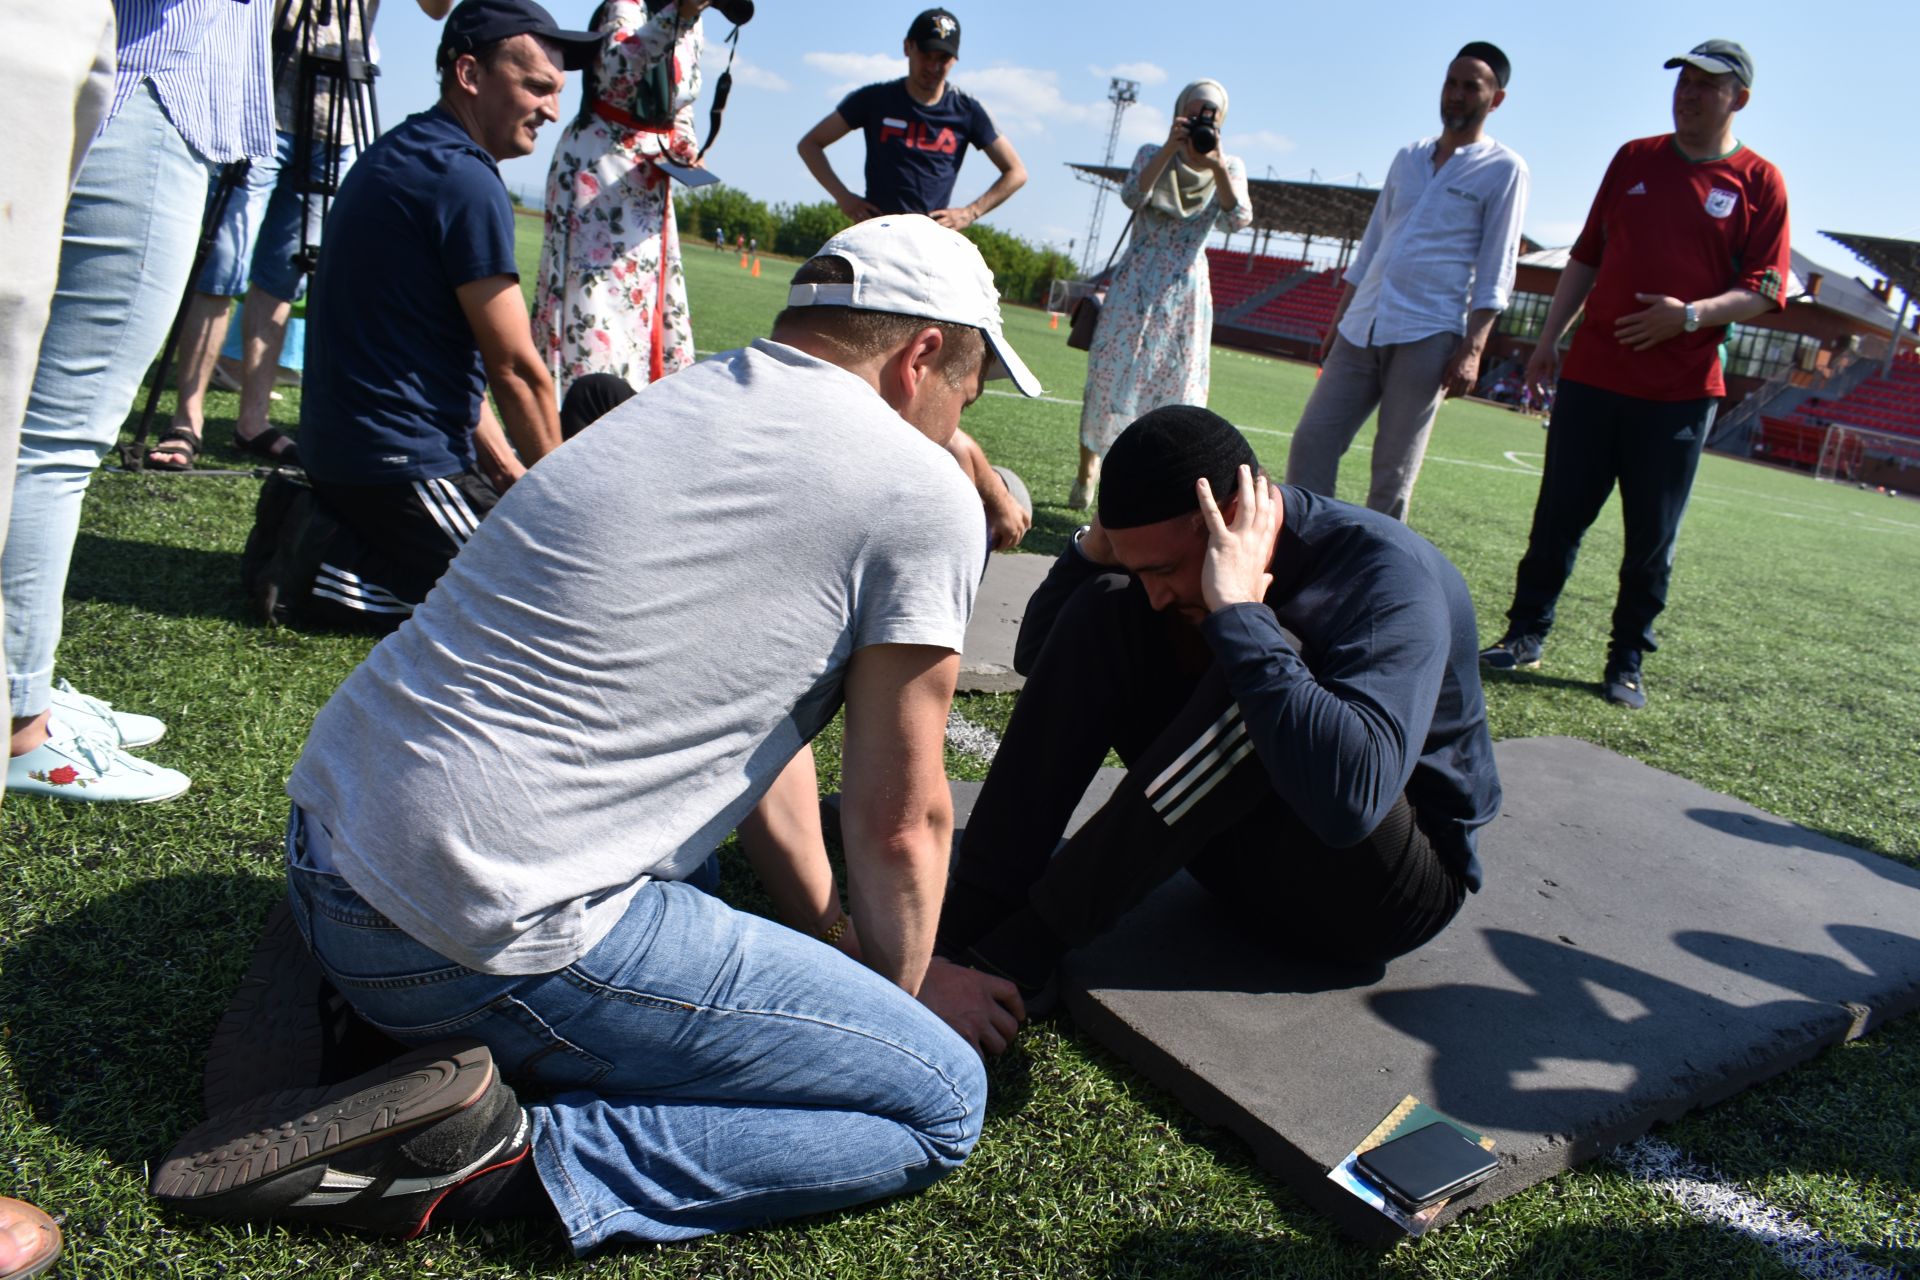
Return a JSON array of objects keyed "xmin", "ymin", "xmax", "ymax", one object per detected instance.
[{"xmin": 287, "ymin": 339, "xmax": 982, "ymax": 974}]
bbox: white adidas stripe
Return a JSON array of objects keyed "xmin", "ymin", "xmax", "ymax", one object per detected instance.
[
  {"xmin": 1146, "ymin": 704, "xmax": 1242, "ymax": 801},
  {"xmin": 1151, "ymin": 719, "xmax": 1252, "ymax": 819},
  {"xmin": 1162, "ymin": 737, "xmax": 1257, "ymax": 825}
]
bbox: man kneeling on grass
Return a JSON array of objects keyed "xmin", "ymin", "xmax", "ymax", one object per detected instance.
[
  {"xmin": 151, "ymin": 215, "xmax": 1037, "ymax": 1253},
  {"xmin": 935, "ymin": 406, "xmax": 1503, "ymax": 1017}
]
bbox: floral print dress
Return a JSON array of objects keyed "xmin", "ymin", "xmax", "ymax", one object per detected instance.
[
  {"xmin": 531, "ymin": 0, "xmax": 703, "ymax": 401},
  {"xmin": 1079, "ymin": 143, "xmax": 1254, "ymax": 455}
]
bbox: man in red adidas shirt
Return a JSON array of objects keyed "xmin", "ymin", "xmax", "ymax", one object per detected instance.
[{"xmin": 1482, "ymin": 40, "xmax": 1788, "ymax": 709}]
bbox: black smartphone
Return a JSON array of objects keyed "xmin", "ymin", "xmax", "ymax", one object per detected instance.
[{"xmin": 1354, "ymin": 1121, "xmax": 1499, "ymax": 1212}]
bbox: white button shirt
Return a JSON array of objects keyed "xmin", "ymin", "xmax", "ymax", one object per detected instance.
[{"xmin": 1337, "ymin": 135, "xmax": 1530, "ymax": 348}]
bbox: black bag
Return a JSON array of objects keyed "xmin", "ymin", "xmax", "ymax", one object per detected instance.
[
  {"xmin": 1063, "ymin": 211, "xmax": 1136, "ymax": 352},
  {"xmin": 1066, "ymin": 295, "xmax": 1101, "ymax": 351}
]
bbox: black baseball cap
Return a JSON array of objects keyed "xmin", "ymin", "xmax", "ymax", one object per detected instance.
[
  {"xmin": 438, "ymin": 0, "xmax": 603, "ymax": 72},
  {"xmin": 1664, "ymin": 39, "xmax": 1754, "ymax": 87},
  {"xmin": 908, "ymin": 8, "xmax": 961, "ymax": 56},
  {"xmin": 1456, "ymin": 41, "xmax": 1511, "ymax": 89}
]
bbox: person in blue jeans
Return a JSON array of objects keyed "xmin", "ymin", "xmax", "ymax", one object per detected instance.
[
  {"xmin": 151, "ymin": 211, "xmax": 1042, "ymax": 1254},
  {"xmin": 5, "ymin": 0, "xmax": 274, "ymax": 805},
  {"xmin": 151, "ymin": 0, "xmax": 455, "ymax": 472}
]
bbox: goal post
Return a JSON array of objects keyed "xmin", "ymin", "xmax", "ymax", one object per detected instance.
[{"xmin": 1815, "ymin": 421, "xmax": 1920, "ymax": 485}]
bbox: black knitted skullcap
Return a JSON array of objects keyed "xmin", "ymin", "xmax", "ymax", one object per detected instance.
[
  {"xmin": 1098, "ymin": 405, "xmax": 1256, "ymax": 530},
  {"xmin": 1457, "ymin": 41, "xmax": 1511, "ymax": 88}
]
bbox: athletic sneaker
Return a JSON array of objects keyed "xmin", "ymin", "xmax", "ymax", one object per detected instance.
[
  {"xmin": 7, "ymin": 719, "xmax": 190, "ymax": 803},
  {"xmin": 48, "ymin": 678, "xmax": 166, "ymax": 748},
  {"xmin": 1603, "ymin": 650, "xmax": 1647, "ymax": 710},
  {"xmin": 153, "ymin": 1039, "xmax": 529, "ymax": 1240},
  {"xmin": 1478, "ymin": 631, "xmax": 1544, "ymax": 670}
]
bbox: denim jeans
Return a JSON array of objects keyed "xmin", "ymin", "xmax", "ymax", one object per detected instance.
[
  {"xmin": 5, "ymin": 79, "xmax": 213, "ymax": 718},
  {"xmin": 1284, "ymin": 330, "xmax": 1457, "ymax": 522},
  {"xmin": 285, "ymin": 806, "xmax": 986, "ymax": 1254},
  {"xmin": 197, "ymin": 129, "xmax": 354, "ymax": 302}
]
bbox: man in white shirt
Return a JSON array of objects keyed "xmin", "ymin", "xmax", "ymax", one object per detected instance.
[{"xmin": 1285, "ymin": 42, "xmax": 1529, "ymax": 522}]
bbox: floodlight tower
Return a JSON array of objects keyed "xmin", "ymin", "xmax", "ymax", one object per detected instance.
[{"xmin": 1079, "ymin": 76, "xmax": 1139, "ymax": 275}]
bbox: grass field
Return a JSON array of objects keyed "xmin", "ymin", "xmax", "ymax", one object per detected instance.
[{"xmin": 2, "ymin": 225, "xmax": 1916, "ymax": 1278}]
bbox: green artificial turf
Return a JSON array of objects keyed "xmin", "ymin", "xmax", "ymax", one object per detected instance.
[{"xmin": 1, "ymin": 233, "xmax": 1916, "ymax": 1278}]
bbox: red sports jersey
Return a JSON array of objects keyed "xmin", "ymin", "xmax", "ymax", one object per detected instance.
[{"xmin": 1561, "ymin": 135, "xmax": 1790, "ymax": 401}]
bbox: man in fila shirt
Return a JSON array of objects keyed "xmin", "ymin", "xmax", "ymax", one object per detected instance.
[
  {"xmin": 797, "ymin": 8, "xmax": 1033, "ymax": 552},
  {"xmin": 1481, "ymin": 40, "xmax": 1789, "ymax": 709},
  {"xmin": 1285, "ymin": 41, "xmax": 1529, "ymax": 523}
]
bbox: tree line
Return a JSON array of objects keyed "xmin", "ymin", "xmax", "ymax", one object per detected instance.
[{"xmin": 673, "ymin": 185, "xmax": 1078, "ymax": 308}]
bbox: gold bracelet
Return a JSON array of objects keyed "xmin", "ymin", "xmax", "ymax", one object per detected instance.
[{"xmin": 818, "ymin": 912, "xmax": 850, "ymax": 946}]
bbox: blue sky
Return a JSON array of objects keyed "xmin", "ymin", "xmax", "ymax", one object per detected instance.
[{"xmin": 367, "ymin": 0, "xmax": 1919, "ymax": 291}]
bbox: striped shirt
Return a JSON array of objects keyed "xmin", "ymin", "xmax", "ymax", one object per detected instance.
[{"xmin": 109, "ymin": 0, "xmax": 274, "ymax": 163}]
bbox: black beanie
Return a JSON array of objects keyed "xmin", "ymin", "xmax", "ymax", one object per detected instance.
[
  {"xmin": 1097, "ymin": 405, "xmax": 1257, "ymax": 530},
  {"xmin": 1457, "ymin": 41, "xmax": 1511, "ymax": 88}
]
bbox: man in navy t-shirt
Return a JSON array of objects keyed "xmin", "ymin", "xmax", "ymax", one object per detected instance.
[
  {"xmin": 796, "ymin": 9, "xmax": 1033, "ymax": 552},
  {"xmin": 281, "ymin": 0, "xmax": 595, "ymax": 628},
  {"xmin": 797, "ymin": 8, "xmax": 1026, "ymax": 229}
]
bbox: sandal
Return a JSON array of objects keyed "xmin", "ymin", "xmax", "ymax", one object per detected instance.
[
  {"xmin": 0, "ymin": 1196, "xmax": 60, "ymax": 1280},
  {"xmin": 232, "ymin": 426, "xmax": 300, "ymax": 466},
  {"xmin": 145, "ymin": 426, "xmax": 201, "ymax": 472}
]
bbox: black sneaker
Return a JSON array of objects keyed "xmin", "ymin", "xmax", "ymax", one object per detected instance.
[
  {"xmin": 1479, "ymin": 631, "xmax": 1544, "ymax": 670},
  {"xmin": 1603, "ymin": 650, "xmax": 1647, "ymax": 709},
  {"xmin": 153, "ymin": 1039, "xmax": 528, "ymax": 1239}
]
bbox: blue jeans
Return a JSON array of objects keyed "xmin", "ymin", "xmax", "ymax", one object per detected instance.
[
  {"xmin": 5, "ymin": 80, "xmax": 213, "ymax": 718},
  {"xmin": 284, "ymin": 807, "xmax": 985, "ymax": 1254},
  {"xmin": 197, "ymin": 129, "xmax": 353, "ymax": 303}
]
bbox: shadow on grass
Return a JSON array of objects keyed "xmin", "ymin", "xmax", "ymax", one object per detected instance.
[
  {"xmin": 0, "ymin": 870, "xmax": 281, "ymax": 1165},
  {"xmin": 66, "ymin": 532, "xmax": 248, "ymax": 623},
  {"xmin": 1482, "ymin": 667, "xmax": 1605, "ymax": 697},
  {"xmin": 1687, "ymin": 806, "xmax": 1920, "ymax": 880}
]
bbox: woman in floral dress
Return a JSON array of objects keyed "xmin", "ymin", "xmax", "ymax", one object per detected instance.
[
  {"xmin": 532, "ymin": 0, "xmax": 705, "ymax": 401},
  {"xmin": 1071, "ymin": 79, "xmax": 1253, "ymax": 507}
]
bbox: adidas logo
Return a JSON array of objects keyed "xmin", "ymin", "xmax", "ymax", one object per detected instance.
[
  {"xmin": 1673, "ymin": 426, "xmax": 1696, "ymax": 442},
  {"xmin": 1627, "ymin": 182, "xmax": 1647, "ymax": 195}
]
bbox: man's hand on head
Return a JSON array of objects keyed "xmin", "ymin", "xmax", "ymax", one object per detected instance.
[
  {"xmin": 1614, "ymin": 293, "xmax": 1688, "ymax": 351},
  {"xmin": 918, "ymin": 956, "xmax": 1025, "ymax": 1056},
  {"xmin": 1196, "ymin": 465, "xmax": 1280, "ymax": 614}
]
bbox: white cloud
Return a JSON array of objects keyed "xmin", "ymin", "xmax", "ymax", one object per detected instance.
[
  {"xmin": 955, "ymin": 64, "xmax": 1109, "ymax": 136},
  {"xmin": 730, "ymin": 58, "xmax": 789, "ymax": 92},
  {"xmin": 1232, "ymin": 128, "xmax": 1296, "ymax": 157},
  {"xmin": 802, "ymin": 51, "xmax": 901, "ymax": 96},
  {"xmin": 1089, "ymin": 61, "xmax": 1167, "ymax": 87}
]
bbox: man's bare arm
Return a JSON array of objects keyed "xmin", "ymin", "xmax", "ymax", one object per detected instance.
[
  {"xmin": 472, "ymin": 397, "xmax": 528, "ymax": 492},
  {"xmin": 947, "ymin": 427, "xmax": 1029, "ymax": 550},
  {"xmin": 415, "ymin": 0, "xmax": 453, "ymax": 17},
  {"xmin": 797, "ymin": 112, "xmax": 880, "ymax": 222},
  {"xmin": 1613, "ymin": 287, "xmax": 1774, "ymax": 352},
  {"xmin": 931, "ymin": 135, "xmax": 1026, "ymax": 231},
  {"xmin": 1441, "ymin": 307, "xmax": 1501, "ymax": 399},
  {"xmin": 737, "ymin": 743, "xmax": 863, "ymax": 960},
  {"xmin": 456, "ymin": 274, "xmax": 561, "ymax": 466},
  {"xmin": 1524, "ymin": 258, "xmax": 1598, "ymax": 394},
  {"xmin": 837, "ymin": 643, "xmax": 959, "ymax": 992}
]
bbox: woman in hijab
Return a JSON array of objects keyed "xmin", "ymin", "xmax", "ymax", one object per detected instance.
[{"xmin": 1071, "ymin": 79, "xmax": 1253, "ymax": 508}]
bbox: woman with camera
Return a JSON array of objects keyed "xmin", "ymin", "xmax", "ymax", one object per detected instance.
[
  {"xmin": 531, "ymin": 0, "xmax": 717, "ymax": 399},
  {"xmin": 1070, "ymin": 79, "xmax": 1253, "ymax": 508}
]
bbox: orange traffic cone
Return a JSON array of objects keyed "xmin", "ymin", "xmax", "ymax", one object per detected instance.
[
  {"xmin": 1049, "ymin": 312, "xmax": 1059, "ymax": 329},
  {"xmin": 739, "ymin": 253, "xmax": 749, "ymax": 269},
  {"xmin": 751, "ymin": 257, "xmax": 761, "ymax": 277}
]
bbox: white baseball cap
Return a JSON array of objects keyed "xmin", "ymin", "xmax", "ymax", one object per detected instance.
[{"xmin": 785, "ymin": 214, "xmax": 1043, "ymax": 398}]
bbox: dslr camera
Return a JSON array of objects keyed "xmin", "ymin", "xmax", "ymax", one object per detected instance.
[
  {"xmin": 1187, "ymin": 103, "xmax": 1219, "ymax": 155},
  {"xmin": 710, "ymin": 0, "xmax": 752, "ymax": 23}
]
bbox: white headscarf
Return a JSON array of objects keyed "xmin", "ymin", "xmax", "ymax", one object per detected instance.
[{"xmin": 1149, "ymin": 79, "xmax": 1230, "ymax": 219}]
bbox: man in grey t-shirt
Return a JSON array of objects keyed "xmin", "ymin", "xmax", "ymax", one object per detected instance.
[{"xmin": 154, "ymin": 216, "xmax": 1042, "ymax": 1256}]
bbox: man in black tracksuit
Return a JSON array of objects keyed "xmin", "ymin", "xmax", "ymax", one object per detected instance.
[{"xmin": 936, "ymin": 406, "xmax": 1502, "ymax": 1009}]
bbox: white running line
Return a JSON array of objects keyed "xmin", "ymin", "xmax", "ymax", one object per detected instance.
[
  {"xmin": 1612, "ymin": 1138, "xmax": 1903, "ymax": 1280},
  {"xmin": 944, "ymin": 710, "xmax": 1002, "ymax": 762}
]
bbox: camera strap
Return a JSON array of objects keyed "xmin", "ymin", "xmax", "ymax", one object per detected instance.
[{"xmin": 695, "ymin": 22, "xmax": 740, "ymax": 163}]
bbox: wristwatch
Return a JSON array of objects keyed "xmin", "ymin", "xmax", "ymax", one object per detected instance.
[{"xmin": 1682, "ymin": 303, "xmax": 1700, "ymax": 333}]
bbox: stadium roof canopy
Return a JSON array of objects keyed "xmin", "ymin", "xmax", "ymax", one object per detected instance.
[
  {"xmin": 1070, "ymin": 163, "xmax": 1379, "ymax": 242},
  {"xmin": 1820, "ymin": 231, "xmax": 1920, "ymax": 304}
]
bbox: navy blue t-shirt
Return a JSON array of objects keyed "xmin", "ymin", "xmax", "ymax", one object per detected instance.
[
  {"xmin": 301, "ymin": 106, "xmax": 519, "ymax": 485},
  {"xmin": 835, "ymin": 79, "xmax": 998, "ymax": 215}
]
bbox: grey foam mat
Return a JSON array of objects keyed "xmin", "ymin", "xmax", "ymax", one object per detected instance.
[
  {"xmin": 1046, "ymin": 736, "xmax": 1920, "ymax": 1239},
  {"xmin": 958, "ymin": 552, "xmax": 1053, "ymax": 693}
]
